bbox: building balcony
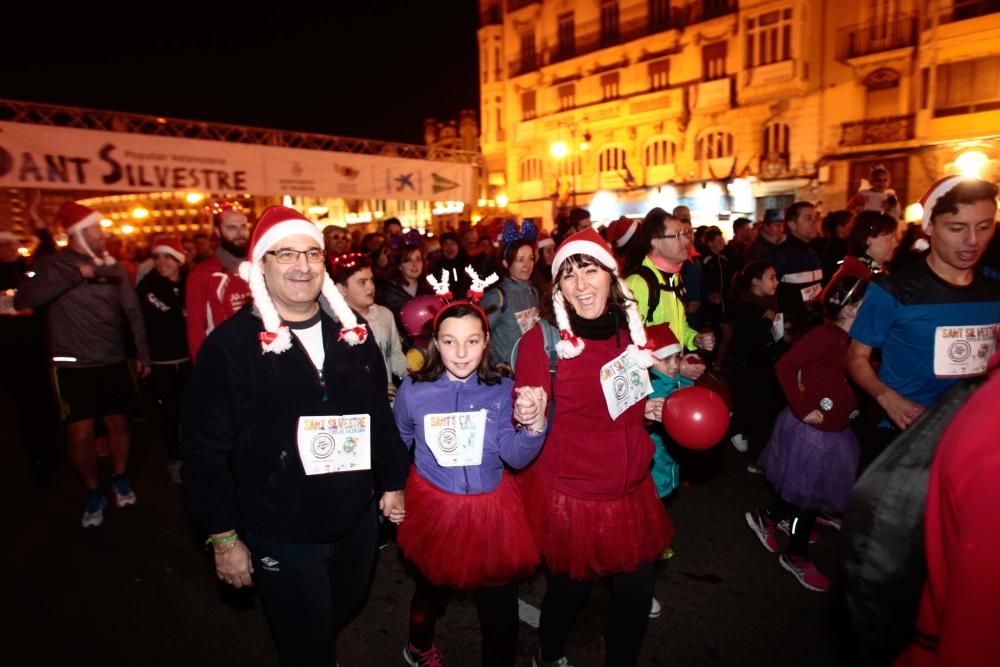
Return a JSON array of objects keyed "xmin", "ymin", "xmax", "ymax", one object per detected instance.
[
  {"xmin": 509, "ymin": 55, "xmax": 540, "ymax": 77},
  {"xmin": 687, "ymin": 0, "xmax": 738, "ymax": 24},
  {"xmin": 545, "ymin": 5, "xmax": 686, "ymax": 67},
  {"xmin": 839, "ymin": 113, "xmax": 915, "ymax": 147},
  {"xmin": 940, "ymin": 0, "xmax": 1000, "ymax": 24},
  {"xmin": 837, "ymin": 15, "xmax": 917, "ymax": 61},
  {"xmin": 508, "ymin": 0, "xmax": 540, "ymax": 11},
  {"xmin": 693, "ymin": 76, "xmax": 733, "ymax": 111}
]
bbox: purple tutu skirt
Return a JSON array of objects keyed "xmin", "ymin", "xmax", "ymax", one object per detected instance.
[{"xmin": 757, "ymin": 407, "xmax": 860, "ymax": 513}]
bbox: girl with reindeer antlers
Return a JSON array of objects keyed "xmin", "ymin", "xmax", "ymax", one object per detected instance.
[{"xmin": 392, "ymin": 265, "xmax": 550, "ymax": 667}]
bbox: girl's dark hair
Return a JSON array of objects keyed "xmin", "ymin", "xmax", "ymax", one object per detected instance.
[
  {"xmin": 331, "ymin": 254, "xmax": 372, "ymax": 285},
  {"xmin": 411, "ymin": 303, "xmax": 506, "ymax": 385},
  {"xmin": 502, "ymin": 238, "xmax": 536, "ymax": 268},
  {"xmin": 822, "ymin": 210, "xmax": 853, "ymax": 237},
  {"xmin": 551, "ymin": 254, "xmax": 635, "ymax": 319},
  {"xmin": 847, "ymin": 211, "xmax": 898, "ymax": 256},
  {"xmin": 389, "ymin": 246, "xmax": 424, "ymax": 286},
  {"xmin": 732, "ymin": 260, "xmax": 773, "ymax": 299}
]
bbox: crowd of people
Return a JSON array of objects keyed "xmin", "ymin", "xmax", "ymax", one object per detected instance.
[{"xmin": 2, "ymin": 167, "xmax": 999, "ymax": 666}]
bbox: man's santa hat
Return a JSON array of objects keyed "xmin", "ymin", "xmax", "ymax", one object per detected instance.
[
  {"xmin": 151, "ymin": 236, "xmax": 186, "ymax": 263},
  {"xmin": 536, "ymin": 231, "xmax": 554, "ymax": 250},
  {"xmin": 57, "ymin": 201, "xmax": 115, "ymax": 265},
  {"xmin": 237, "ymin": 206, "xmax": 367, "ymax": 355},
  {"xmin": 643, "ymin": 323, "xmax": 682, "ymax": 359},
  {"xmin": 549, "ymin": 227, "xmax": 650, "ymax": 362},
  {"xmin": 919, "ymin": 175, "xmax": 965, "ymax": 231}
]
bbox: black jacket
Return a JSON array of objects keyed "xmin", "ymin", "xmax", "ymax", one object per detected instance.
[
  {"xmin": 181, "ymin": 307, "xmax": 409, "ymax": 542},
  {"xmin": 137, "ymin": 270, "xmax": 189, "ymax": 362}
]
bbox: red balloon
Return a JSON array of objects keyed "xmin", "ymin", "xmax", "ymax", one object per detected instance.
[
  {"xmin": 662, "ymin": 386, "xmax": 730, "ymax": 450},
  {"xmin": 400, "ymin": 295, "xmax": 442, "ymax": 337}
]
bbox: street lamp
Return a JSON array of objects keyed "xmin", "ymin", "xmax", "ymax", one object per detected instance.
[
  {"xmin": 955, "ymin": 150, "xmax": 989, "ymax": 179},
  {"xmin": 550, "ymin": 141, "xmax": 569, "ymax": 159}
]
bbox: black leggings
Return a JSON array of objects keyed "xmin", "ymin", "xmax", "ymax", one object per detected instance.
[
  {"xmin": 765, "ymin": 499, "xmax": 818, "ymax": 558},
  {"xmin": 409, "ymin": 571, "xmax": 519, "ymax": 667},
  {"xmin": 248, "ymin": 504, "xmax": 378, "ymax": 667},
  {"xmin": 539, "ymin": 562, "xmax": 655, "ymax": 667},
  {"xmin": 148, "ymin": 361, "xmax": 191, "ymax": 461}
]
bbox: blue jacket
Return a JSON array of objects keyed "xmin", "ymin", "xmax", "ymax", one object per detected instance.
[
  {"xmin": 393, "ymin": 374, "xmax": 545, "ymax": 494},
  {"xmin": 480, "ymin": 277, "xmax": 540, "ymax": 367},
  {"xmin": 648, "ymin": 369, "xmax": 694, "ymax": 498}
]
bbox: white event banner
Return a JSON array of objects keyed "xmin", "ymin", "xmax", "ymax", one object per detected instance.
[{"xmin": 0, "ymin": 121, "xmax": 475, "ymax": 202}]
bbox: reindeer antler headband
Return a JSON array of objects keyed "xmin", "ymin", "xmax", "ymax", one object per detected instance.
[{"xmin": 427, "ymin": 265, "xmax": 500, "ymax": 333}]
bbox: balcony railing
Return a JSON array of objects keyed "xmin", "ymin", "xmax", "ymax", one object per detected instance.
[
  {"xmin": 507, "ymin": 0, "xmax": 540, "ymax": 11},
  {"xmin": 688, "ymin": 0, "xmax": 738, "ymax": 24},
  {"xmin": 941, "ymin": 0, "xmax": 1000, "ymax": 23},
  {"xmin": 547, "ymin": 6, "xmax": 687, "ymax": 66},
  {"xmin": 837, "ymin": 15, "xmax": 917, "ymax": 60},
  {"xmin": 839, "ymin": 113, "xmax": 915, "ymax": 147}
]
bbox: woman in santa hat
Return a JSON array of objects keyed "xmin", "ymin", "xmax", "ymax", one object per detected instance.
[{"xmin": 514, "ymin": 227, "xmax": 673, "ymax": 667}]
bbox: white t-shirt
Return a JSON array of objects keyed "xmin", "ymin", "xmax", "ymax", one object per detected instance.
[{"xmin": 291, "ymin": 317, "xmax": 325, "ymax": 371}]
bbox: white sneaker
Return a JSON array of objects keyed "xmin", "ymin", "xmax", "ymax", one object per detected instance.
[
  {"xmin": 649, "ymin": 596, "xmax": 662, "ymax": 619},
  {"xmin": 81, "ymin": 493, "xmax": 107, "ymax": 528},
  {"xmin": 746, "ymin": 462, "xmax": 764, "ymax": 474},
  {"xmin": 730, "ymin": 434, "xmax": 749, "ymax": 453},
  {"xmin": 168, "ymin": 460, "xmax": 183, "ymax": 485}
]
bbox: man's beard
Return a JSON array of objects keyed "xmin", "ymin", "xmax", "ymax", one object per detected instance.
[{"xmin": 219, "ymin": 237, "xmax": 248, "ymax": 258}]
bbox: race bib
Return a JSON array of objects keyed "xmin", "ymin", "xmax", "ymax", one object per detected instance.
[
  {"xmin": 296, "ymin": 414, "xmax": 371, "ymax": 475},
  {"xmin": 933, "ymin": 324, "xmax": 997, "ymax": 378},
  {"xmin": 772, "ymin": 313, "xmax": 785, "ymax": 342},
  {"xmin": 423, "ymin": 410, "xmax": 487, "ymax": 467},
  {"xmin": 599, "ymin": 349, "xmax": 653, "ymax": 421},
  {"xmin": 515, "ymin": 307, "xmax": 540, "ymax": 335},
  {"xmin": 800, "ymin": 284, "xmax": 822, "ymax": 303}
]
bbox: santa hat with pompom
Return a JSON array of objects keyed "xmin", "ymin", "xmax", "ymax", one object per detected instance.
[
  {"xmin": 919, "ymin": 175, "xmax": 964, "ymax": 231},
  {"xmin": 549, "ymin": 227, "xmax": 650, "ymax": 364},
  {"xmin": 57, "ymin": 201, "xmax": 115, "ymax": 265},
  {"xmin": 238, "ymin": 206, "xmax": 367, "ymax": 354}
]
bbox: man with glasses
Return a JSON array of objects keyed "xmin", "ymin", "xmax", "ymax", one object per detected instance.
[
  {"xmin": 323, "ymin": 224, "xmax": 352, "ymax": 259},
  {"xmin": 183, "ymin": 206, "xmax": 407, "ymax": 666},
  {"xmin": 186, "ymin": 202, "xmax": 253, "ymax": 361},
  {"xmin": 627, "ymin": 207, "xmax": 714, "ymax": 381}
]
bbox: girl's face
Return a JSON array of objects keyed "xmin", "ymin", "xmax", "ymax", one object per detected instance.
[
  {"xmin": 752, "ymin": 268, "xmax": 779, "ymax": 297},
  {"xmin": 506, "ymin": 245, "xmax": 536, "ymax": 282},
  {"xmin": 559, "ymin": 261, "xmax": 612, "ymax": 320},
  {"xmin": 540, "ymin": 243, "xmax": 555, "ymax": 265},
  {"xmin": 337, "ymin": 267, "xmax": 375, "ymax": 311},
  {"xmin": 866, "ymin": 231, "xmax": 899, "ymax": 266},
  {"xmin": 400, "ymin": 250, "xmax": 423, "ymax": 281},
  {"xmin": 437, "ymin": 314, "xmax": 487, "ymax": 382},
  {"xmin": 652, "ymin": 353, "xmax": 680, "ymax": 377},
  {"xmin": 154, "ymin": 253, "xmax": 182, "ymax": 281}
]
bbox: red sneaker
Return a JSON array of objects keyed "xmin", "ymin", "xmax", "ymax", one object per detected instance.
[{"xmin": 779, "ymin": 554, "xmax": 831, "ymax": 592}]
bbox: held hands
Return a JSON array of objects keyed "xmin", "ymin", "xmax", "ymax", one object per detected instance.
[
  {"xmin": 514, "ymin": 386, "xmax": 547, "ymax": 434},
  {"xmin": 877, "ymin": 389, "xmax": 925, "ymax": 431},
  {"xmin": 695, "ymin": 332, "xmax": 716, "ymax": 352},
  {"xmin": 803, "ymin": 410, "xmax": 824, "ymax": 425},
  {"xmin": 380, "ymin": 490, "xmax": 406, "ymax": 525},
  {"xmin": 644, "ymin": 397, "xmax": 665, "ymax": 422},
  {"xmin": 78, "ymin": 262, "xmax": 96, "ymax": 279}
]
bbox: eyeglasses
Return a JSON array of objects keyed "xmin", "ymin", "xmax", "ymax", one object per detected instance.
[
  {"xmin": 656, "ymin": 231, "xmax": 693, "ymax": 240},
  {"xmin": 265, "ymin": 249, "xmax": 326, "ymax": 264}
]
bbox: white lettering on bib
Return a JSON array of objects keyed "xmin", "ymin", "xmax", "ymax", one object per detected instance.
[
  {"xmin": 423, "ymin": 410, "xmax": 488, "ymax": 467},
  {"xmin": 933, "ymin": 324, "xmax": 997, "ymax": 378},
  {"xmin": 515, "ymin": 307, "xmax": 540, "ymax": 335},
  {"xmin": 296, "ymin": 414, "xmax": 372, "ymax": 475},
  {"xmin": 599, "ymin": 349, "xmax": 653, "ymax": 421}
]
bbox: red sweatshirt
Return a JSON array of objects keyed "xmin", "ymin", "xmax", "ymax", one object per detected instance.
[
  {"xmin": 897, "ymin": 366, "xmax": 1000, "ymax": 667},
  {"xmin": 185, "ymin": 256, "xmax": 251, "ymax": 361},
  {"xmin": 775, "ymin": 321, "xmax": 858, "ymax": 432},
  {"xmin": 514, "ymin": 325, "xmax": 653, "ymax": 500}
]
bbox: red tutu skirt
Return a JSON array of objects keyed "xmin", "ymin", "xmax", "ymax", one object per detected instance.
[
  {"xmin": 397, "ymin": 468, "xmax": 540, "ymax": 590},
  {"xmin": 518, "ymin": 467, "xmax": 674, "ymax": 580}
]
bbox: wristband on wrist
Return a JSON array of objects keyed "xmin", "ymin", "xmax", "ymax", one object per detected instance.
[{"xmin": 205, "ymin": 532, "xmax": 238, "ymax": 548}]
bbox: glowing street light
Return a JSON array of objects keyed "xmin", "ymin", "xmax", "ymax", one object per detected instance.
[
  {"xmin": 185, "ymin": 192, "xmax": 205, "ymax": 205},
  {"xmin": 496, "ymin": 193, "xmax": 509, "ymax": 208},
  {"xmin": 955, "ymin": 150, "xmax": 989, "ymax": 179},
  {"xmin": 131, "ymin": 207, "xmax": 149, "ymax": 220},
  {"xmin": 550, "ymin": 141, "xmax": 569, "ymax": 159},
  {"xmin": 121, "ymin": 224, "xmax": 135, "ymax": 234},
  {"xmin": 100, "ymin": 218, "xmax": 113, "ymax": 228}
]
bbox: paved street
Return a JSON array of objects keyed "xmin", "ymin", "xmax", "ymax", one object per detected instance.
[{"xmin": 6, "ymin": 398, "xmax": 859, "ymax": 666}]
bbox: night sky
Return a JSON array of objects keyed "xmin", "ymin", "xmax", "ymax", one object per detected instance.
[{"xmin": 1, "ymin": 3, "xmax": 480, "ymax": 146}]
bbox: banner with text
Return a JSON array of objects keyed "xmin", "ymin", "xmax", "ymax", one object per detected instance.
[{"xmin": 0, "ymin": 121, "xmax": 475, "ymax": 202}]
